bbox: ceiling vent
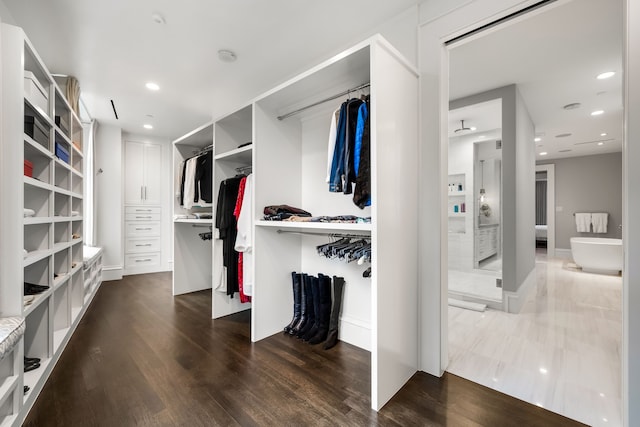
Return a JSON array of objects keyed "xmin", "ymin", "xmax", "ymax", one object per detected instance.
[{"xmin": 495, "ymin": 140, "xmax": 502, "ymax": 149}]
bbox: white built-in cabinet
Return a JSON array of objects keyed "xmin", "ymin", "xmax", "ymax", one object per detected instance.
[
  {"xmin": 124, "ymin": 141, "xmax": 162, "ymax": 205},
  {"xmin": 124, "ymin": 140, "xmax": 164, "ymax": 274},
  {"xmin": 0, "ymin": 24, "xmax": 96, "ymax": 426},
  {"xmin": 171, "ymin": 34, "xmax": 419, "ymax": 411}
]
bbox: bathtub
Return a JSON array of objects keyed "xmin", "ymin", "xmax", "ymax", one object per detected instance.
[{"xmin": 570, "ymin": 237, "xmax": 622, "ymax": 275}]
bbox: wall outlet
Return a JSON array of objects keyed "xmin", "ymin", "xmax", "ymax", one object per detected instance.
[{"xmin": 496, "ymin": 278, "xmax": 502, "ymax": 288}]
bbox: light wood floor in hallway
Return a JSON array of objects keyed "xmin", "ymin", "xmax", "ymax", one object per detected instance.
[{"xmin": 24, "ymin": 272, "xmax": 584, "ymax": 426}]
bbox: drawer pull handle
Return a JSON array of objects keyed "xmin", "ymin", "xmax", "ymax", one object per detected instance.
[
  {"xmin": 135, "ymin": 228, "xmax": 152, "ymax": 230},
  {"xmin": 135, "ymin": 209, "xmax": 152, "ymax": 212},
  {"xmin": 135, "ymin": 259, "xmax": 152, "ymax": 262},
  {"xmin": 135, "ymin": 244, "xmax": 152, "ymax": 247},
  {"xmin": 136, "ymin": 216, "xmax": 152, "ymax": 219}
]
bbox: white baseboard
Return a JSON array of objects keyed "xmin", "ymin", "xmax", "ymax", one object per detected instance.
[
  {"xmin": 503, "ymin": 267, "xmax": 536, "ymax": 314},
  {"xmin": 554, "ymin": 248, "xmax": 573, "ymax": 260},
  {"xmin": 339, "ymin": 315, "xmax": 371, "ymax": 352},
  {"xmin": 102, "ymin": 266, "xmax": 123, "ymax": 281}
]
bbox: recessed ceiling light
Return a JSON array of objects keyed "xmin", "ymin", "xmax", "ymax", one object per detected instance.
[
  {"xmin": 470, "ymin": 126, "xmax": 477, "ymax": 131},
  {"xmin": 539, "ymin": 367, "xmax": 548, "ymax": 374},
  {"xmin": 597, "ymin": 71, "xmax": 615, "ymax": 80},
  {"xmin": 218, "ymin": 49, "xmax": 237, "ymax": 63},
  {"xmin": 534, "ymin": 137, "xmax": 541, "ymax": 142},
  {"xmin": 143, "ymin": 124, "xmax": 153, "ymax": 129},
  {"xmin": 601, "ymin": 132, "xmax": 607, "ymax": 136},
  {"xmin": 591, "ymin": 110, "xmax": 604, "ymax": 116},
  {"xmin": 556, "ymin": 133, "xmax": 572, "ymax": 138},
  {"xmin": 563, "ymin": 102, "xmax": 581, "ymax": 110},
  {"xmin": 145, "ymin": 82, "xmax": 160, "ymax": 91},
  {"xmin": 597, "ymin": 142, "xmax": 604, "ymax": 146},
  {"xmin": 539, "ymin": 152, "xmax": 548, "ymax": 156}
]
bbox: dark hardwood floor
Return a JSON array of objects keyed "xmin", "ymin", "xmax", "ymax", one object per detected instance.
[{"xmin": 25, "ymin": 272, "xmax": 585, "ymax": 426}]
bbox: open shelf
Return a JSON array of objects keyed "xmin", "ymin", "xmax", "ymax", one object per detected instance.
[{"xmin": 214, "ymin": 144, "xmax": 252, "ymax": 163}]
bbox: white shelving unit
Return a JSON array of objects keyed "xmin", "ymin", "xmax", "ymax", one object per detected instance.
[
  {"xmin": 248, "ymin": 35, "xmax": 418, "ymax": 410},
  {"xmin": 170, "ymin": 35, "xmax": 418, "ymax": 411},
  {"xmin": 0, "ymin": 24, "xmax": 97, "ymax": 426},
  {"xmin": 172, "ymin": 123, "xmax": 215, "ymax": 296}
]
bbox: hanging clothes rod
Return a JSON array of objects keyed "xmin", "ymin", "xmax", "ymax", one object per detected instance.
[
  {"xmin": 192, "ymin": 144, "xmax": 213, "ymax": 156},
  {"xmin": 276, "ymin": 229, "xmax": 370, "ymax": 239},
  {"xmin": 277, "ymin": 82, "xmax": 370, "ymax": 121}
]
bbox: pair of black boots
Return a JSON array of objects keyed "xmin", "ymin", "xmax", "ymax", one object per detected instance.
[{"xmin": 283, "ymin": 272, "xmax": 345, "ymax": 350}]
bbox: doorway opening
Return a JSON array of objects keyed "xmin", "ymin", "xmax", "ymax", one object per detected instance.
[{"xmin": 444, "ymin": 0, "xmax": 623, "ymax": 425}]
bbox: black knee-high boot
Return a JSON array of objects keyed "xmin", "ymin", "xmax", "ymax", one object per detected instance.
[
  {"xmin": 302, "ymin": 274, "xmax": 323, "ymax": 341},
  {"xmin": 323, "ymin": 276, "xmax": 345, "ymax": 350},
  {"xmin": 289, "ymin": 274, "xmax": 308, "ymax": 335},
  {"xmin": 308, "ymin": 273, "xmax": 333, "ymax": 344},
  {"xmin": 297, "ymin": 275, "xmax": 318, "ymax": 339},
  {"xmin": 284, "ymin": 272, "xmax": 302, "ymax": 334}
]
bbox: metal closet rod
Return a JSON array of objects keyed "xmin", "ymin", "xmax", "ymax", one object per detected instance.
[
  {"xmin": 276, "ymin": 229, "xmax": 370, "ymax": 239},
  {"xmin": 277, "ymin": 82, "xmax": 370, "ymax": 121}
]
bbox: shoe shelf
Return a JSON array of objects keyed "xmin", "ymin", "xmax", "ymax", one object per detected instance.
[
  {"xmin": 23, "ymin": 176, "xmax": 51, "ymax": 192},
  {"xmin": 23, "ymin": 250, "xmax": 51, "ymax": 268},
  {"xmin": 53, "ymin": 273, "xmax": 70, "ymax": 291}
]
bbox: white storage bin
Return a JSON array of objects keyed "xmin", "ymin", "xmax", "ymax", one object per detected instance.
[{"xmin": 24, "ymin": 71, "xmax": 49, "ymax": 114}]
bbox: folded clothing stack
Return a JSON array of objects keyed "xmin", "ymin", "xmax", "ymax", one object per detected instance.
[
  {"xmin": 23, "ymin": 208, "xmax": 35, "ymax": 218},
  {"xmin": 263, "ymin": 205, "xmax": 312, "ymax": 221},
  {"xmin": 24, "ymin": 282, "xmax": 49, "ymax": 296}
]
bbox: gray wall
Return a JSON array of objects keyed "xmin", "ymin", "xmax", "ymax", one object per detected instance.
[
  {"xmin": 538, "ymin": 152, "xmax": 623, "ymax": 249},
  {"xmin": 450, "ymin": 84, "xmax": 535, "ymax": 294}
]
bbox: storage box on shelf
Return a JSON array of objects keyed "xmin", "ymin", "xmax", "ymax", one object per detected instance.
[
  {"xmin": 172, "ymin": 123, "xmax": 215, "ymax": 296},
  {"xmin": 1, "ymin": 23, "xmax": 89, "ymax": 426}
]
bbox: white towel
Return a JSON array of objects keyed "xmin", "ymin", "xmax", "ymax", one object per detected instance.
[
  {"xmin": 592, "ymin": 213, "xmax": 608, "ymax": 233},
  {"xmin": 23, "ymin": 208, "xmax": 35, "ymax": 217},
  {"xmin": 575, "ymin": 213, "xmax": 591, "ymax": 232}
]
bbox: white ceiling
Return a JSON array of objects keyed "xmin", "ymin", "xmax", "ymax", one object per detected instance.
[
  {"xmin": 2, "ymin": 0, "xmax": 419, "ymax": 140},
  {"xmin": 448, "ymin": 0, "xmax": 623, "ymax": 160}
]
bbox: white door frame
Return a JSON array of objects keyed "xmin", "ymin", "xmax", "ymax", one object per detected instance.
[{"xmin": 536, "ymin": 164, "xmax": 555, "ymax": 258}]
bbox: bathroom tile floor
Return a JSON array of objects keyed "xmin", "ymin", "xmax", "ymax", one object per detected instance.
[{"xmin": 448, "ymin": 253, "xmax": 622, "ymax": 427}]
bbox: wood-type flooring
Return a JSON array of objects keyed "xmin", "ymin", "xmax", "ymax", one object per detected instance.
[{"xmin": 24, "ymin": 272, "xmax": 585, "ymax": 426}]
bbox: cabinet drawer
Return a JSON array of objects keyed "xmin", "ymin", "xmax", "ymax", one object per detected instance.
[
  {"xmin": 125, "ymin": 253, "xmax": 160, "ymax": 268},
  {"xmin": 125, "ymin": 213, "xmax": 161, "ymax": 221},
  {"xmin": 126, "ymin": 221, "xmax": 160, "ymax": 237},
  {"xmin": 126, "ymin": 237, "xmax": 161, "ymax": 253},
  {"xmin": 125, "ymin": 206, "xmax": 161, "ymax": 214}
]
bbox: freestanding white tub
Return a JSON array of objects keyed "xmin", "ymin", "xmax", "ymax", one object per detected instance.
[{"xmin": 570, "ymin": 237, "xmax": 622, "ymax": 275}]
